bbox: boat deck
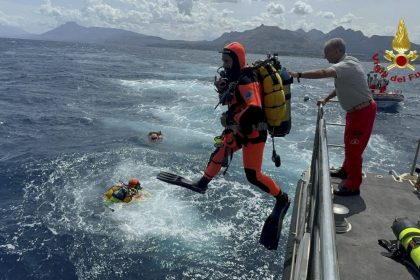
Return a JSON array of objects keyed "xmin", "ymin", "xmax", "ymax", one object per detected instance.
[{"xmin": 332, "ymin": 173, "xmax": 420, "ymax": 280}]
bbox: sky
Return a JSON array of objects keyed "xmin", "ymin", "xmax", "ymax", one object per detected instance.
[{"xmin": 1, "ymin": 0, "xmax": 420, "ymax": 44}]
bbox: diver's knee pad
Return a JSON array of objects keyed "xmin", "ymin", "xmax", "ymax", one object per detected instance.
[{"xmin": 244, "ymin": 168, "xmax": 270, "ymax": 193}]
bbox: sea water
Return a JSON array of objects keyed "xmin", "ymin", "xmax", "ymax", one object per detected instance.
[{"xmin": 0, "ymin": 38, "xmax": 419, "ymax": 280}]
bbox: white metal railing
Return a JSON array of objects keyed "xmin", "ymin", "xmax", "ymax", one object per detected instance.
[
  {"xmin": 287, "ymin": 104, "xmax": 340, "ymax": 280},
  {"xmin": 310, "ymin": 105, "xmax": 340, "ymax": 279}
]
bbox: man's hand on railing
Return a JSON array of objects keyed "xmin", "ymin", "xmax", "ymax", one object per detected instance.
[{"xmin": 318, "ymin": 90, "xmax": 337, "ymax": 106}]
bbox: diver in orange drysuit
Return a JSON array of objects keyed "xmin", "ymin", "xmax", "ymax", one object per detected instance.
[
  {"xmin": 156, "ymin": 42, "xmax": 290, "ymax": 249},
  {"xmin": 192, "ymin": 42, "xmax": 289, "ymax": 212}
]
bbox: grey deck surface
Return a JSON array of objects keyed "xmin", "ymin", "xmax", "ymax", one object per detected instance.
[{"xmin": 332, "ymin": 173, "xmax": 420, "ymax": 280}]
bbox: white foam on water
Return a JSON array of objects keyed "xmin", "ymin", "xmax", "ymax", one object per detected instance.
[
  {"xmin": 118, "ymin": 78, "xmax": 214, "ymax": 100},
  {"xmin": 108, "ymin": 189, "xmax": 225, "ymax": 246},
  {"xmin": 13, "ymin": 120, "xmax": 300, "ymax": 279},
  {"xmin": 365, "ymin": 134, "xmax": 402, "ymax": 173},
  {"xmin": 107, "ymin": 78, "xmax": 222, "ymax": 134},
  {"xmin": 23, "ymin": 152, "xmax": 237, "ymax": 254},
  {"xmin": 47, "ymin": 227, "xmax": 58, "ymax": 235},
  {"xmin": 101, "ymin": 116, "xmax": 217, "ymax": 152}
]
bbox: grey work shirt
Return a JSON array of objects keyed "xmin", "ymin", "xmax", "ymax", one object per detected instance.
[{"xmin": 330, "ymin": 55, "xmax": 372, "ymax": 111}]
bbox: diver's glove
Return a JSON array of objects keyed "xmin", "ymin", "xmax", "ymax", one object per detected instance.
[
  {"xmin": 240, "ymin": 122, "xmax": 253, "ymax": 135},
  {"xmin": 239, "ymin": 107, "xmax": 264, "ymax": 135},
  {"xmin": 214, "ymin": 77, "xmax": 229, "ymax": 95},
  {"xmin": 220, "ymin": 112, "xmax": 227, "ymax": 127},
  {"xmin": 221, "ymin": 111, "xmax": 236, "ymax": 128}
]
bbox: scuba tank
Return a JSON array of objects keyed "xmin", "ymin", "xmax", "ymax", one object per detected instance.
[
  {"xmin": 391, "ymin": 217, "xmax": 420, "ymax": 270},
  {"xmin": 254, "ymin": 54, "xmax": 293, "ymax": 167},
  {"xmin": 276, "ymin": 66, "xmax": 293, "ymax": 137},
  {"xmin": 257, "ymin": 62, "xmax": 286, "ymax": 130},
  {"xmin": 253, "ymin": 54, "xmax": 293, "ymax": 137}
]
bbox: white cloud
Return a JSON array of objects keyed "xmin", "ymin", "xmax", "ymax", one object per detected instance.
[
  {"xmin": 177, "ymin": 0, "xmax": 193, "ymax": 16},
  {"xmin": 212, "ymin": 0, "xmax": 240, "ymax": 2},
  {"xmin": 362, "ymin": 22, "xmax": 420, "ymax": 45},
  {"xmin": 290, "ymin": 19, "xmax": 314, "ymax": 31},
  {"xmin": 317, "ymin": 11, "xmax": 335, "ymax": 19},
  {"xmin": 267, "ymin": 2, "xmax": 286, "ymax": 15},
  {"xmin": 84, "ymin": 2, "xmax": 124, "ymax": 23},
  {"xmin": 30, "ymin": 0, "xmax": 420, "ymax": 44},
  {"xmin": 210, "ymin": 0, "xmax": 264, "ymax": 2},
  {"xmin": 410, "ymin": 26, "xmax": 420, "ymax": 46},
  {"xmin": 333, "ymin": 13, "xmax": 357, "ymax": 26},
  {"xmin": 0, "ymin": 10, "xmax": 23, "ymax": 26},
  {"xmin": 291, "ymin": 1, "xmax": 313, "ymax": 15},
  {"xmin": 38, "ymin": 0, "xmax": 81, "ymax": 24},
  {"xmin": 358, "ymin": 22, "xmax": 388, "ymax": 38},
  {"xmin": 33, "ymin": 0, "xmax": 274, "ymax": 40},
  {"xmin": 2, "ymin": 0, "xmax": 420, "ymax": 44}
]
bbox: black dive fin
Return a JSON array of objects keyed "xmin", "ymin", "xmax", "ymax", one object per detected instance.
[
  {"xmin": 156, "ymin": 171, "xmax": 206, "ymax": 194},
  {"xmin": 259, "ymin": 199, "xmax": 291, "ymax": 250}
]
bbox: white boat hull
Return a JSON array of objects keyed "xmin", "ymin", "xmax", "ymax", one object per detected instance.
[{"xmin": 373, "ymin": 91, "xmax": 404, "ymax": 109}]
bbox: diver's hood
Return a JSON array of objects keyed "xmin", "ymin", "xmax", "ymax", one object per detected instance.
[{"xmin": 221, "ymin": 42, "xmax": 246, "ymax": 81}]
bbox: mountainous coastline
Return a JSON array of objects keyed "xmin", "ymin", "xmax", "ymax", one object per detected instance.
[
  {"xmin": 35, "ymin": 22, "xmax": 165, "ymax": 46},
  {"xmin": 0, "ymin": 25, "xmax": 30, "ymax": 38},
  {"xmin": 4, "ymin": 22, "xmax": 420, "ymax": 60}
]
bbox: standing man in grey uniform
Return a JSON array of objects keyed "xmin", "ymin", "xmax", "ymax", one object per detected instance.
[{"xmin": 289, "ymin": 38, "xmax": 377, "ymax": 196}]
